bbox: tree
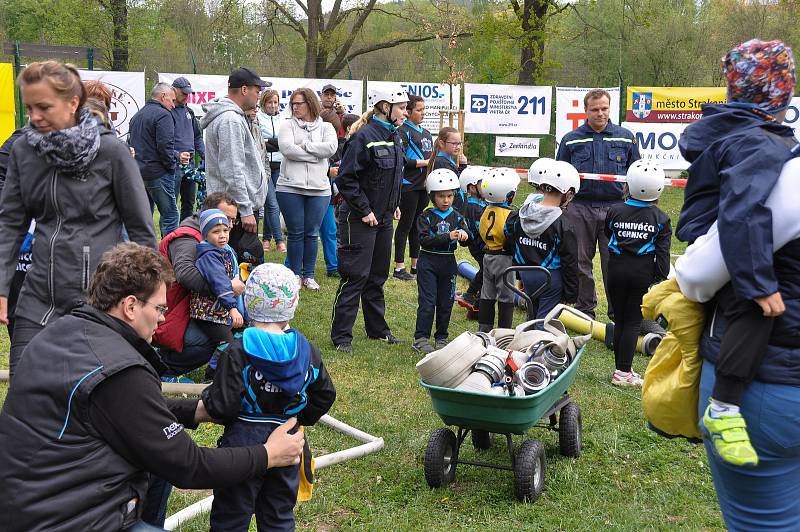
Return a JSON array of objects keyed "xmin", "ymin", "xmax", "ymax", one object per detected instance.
[
  {"xmin": 511, "ymin": 0, "xmax": 568, "ymax": 84},
  {"xmin": 100, "ymin": 0, "xmax": 129, "ymax": 70}
]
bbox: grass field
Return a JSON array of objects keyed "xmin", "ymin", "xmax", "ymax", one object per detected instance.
[{"xmin": 0, "ymin": 184, "xmax": 724, "ymax": 531}]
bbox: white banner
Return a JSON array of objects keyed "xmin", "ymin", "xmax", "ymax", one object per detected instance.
[
  {"xmin": 494, "ymin": 136, "xmax": 539, "ymax": 158},
  {"xmin": 367, "ymin": 80, "xmax": 460, "ymax": 134},
  {"xmin": 783, "ymin": 96, "xmax": 800, "ymax": 141},
  {"xmin": 79, "ymin": 70, "xmax": 145, "ymax": 139},
  {"xmin": 622, "ymin": 121, "xmax": 689, "ymax": 170},
  {"xmin": 554, "ymin": 87, "xmax": 621, "ymax": 154},
  {"xmin": 158, "ymin": 73, "xmax": 363, "ymax": 117},
  {"xmin": 464, "ymin": 83, "xmax": 551, "ymax": 134}
]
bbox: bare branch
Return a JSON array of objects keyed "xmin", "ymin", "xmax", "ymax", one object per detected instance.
[
  {"xmin": 295, "ymin": 0, "xmax": 309, "ymax": 17},
  {"xmin": 264, "ymin": 0, "xmax": 307, "ymax": 39}
]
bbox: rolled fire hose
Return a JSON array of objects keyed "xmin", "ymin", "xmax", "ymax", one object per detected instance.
[{"xmin": 556, "ymin": 307, "xmax": 662, "ymax": 357}]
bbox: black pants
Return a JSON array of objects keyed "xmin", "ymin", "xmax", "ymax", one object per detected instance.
[
  {"xmin": 210, "ymin": 422, "xmax": 299, "ymax": 532},
  {"xmin": 711, "ymin": 284, "xmax": 774, "ymax": 405},
  {"xmin": 466, "ymin": 247, "xmax": 484, "ymax": 297},
  {"xmin": 394, "ymin": 189, "xmax": 428, "ymax": 263},
  {"xmin": 414, "ymin": 251, "xmax": 457, "ymax": 341},
  {"xmin": 194, "ymin": 319, "xmax": 234, "ymax": 347},
  {"xmin": 230, "ymin": 212, "xmax": 264, "ymax": 265},
  {"xmin": 9, "ymin": 316, "xmax": 45, "ymax": 379},
  {"xmin": 331, "ymin": 206, "xmax": 393, "ymax": 345},
  {"xmin": 7, "ymin": 268, "xmax": 27, "ymax": 341},
  {"xmin": 607, "ymin": 255, "xmax": 654, "ymax": 373}
]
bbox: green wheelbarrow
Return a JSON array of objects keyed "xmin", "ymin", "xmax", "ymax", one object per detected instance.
[{"xmin": 421, "ymin": 266, "xmax": 583, "ymax": 502}]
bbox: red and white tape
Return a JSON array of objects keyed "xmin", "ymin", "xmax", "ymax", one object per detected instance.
[{"xmin": 510, "ymin": 168, "xmax": 687, "ymax": 188}]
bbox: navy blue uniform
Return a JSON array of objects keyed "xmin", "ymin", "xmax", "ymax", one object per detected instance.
[
  {"xmin": 395, "ymin": 120, "xmax": 434, "ymax": 264},
  {"xmin": 462, "ymin": 196, "xmax": 486, "ymax": 298},
  {"xmin": 399, "ymin": 121, "xmax": 433, "ymax": 191},
  {"xmin": 431, "ymin": 153, "xmax": 466, "ymax": 212},
  {"xmin": 414, "ymin": 207, "xmax": 469, "ymax": 341}
]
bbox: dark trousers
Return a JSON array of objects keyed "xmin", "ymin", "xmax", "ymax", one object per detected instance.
[
  {"xmin": 231, "ymin": 213, "xmax": 264, "ymax": 265},
  {"xmin": 519, "ymin": 268, "xmax": 562, "ymax": 320},
  {"xmin": 194, "ymin": 319, "xmax": 234, "ymax": 347},
  {"xmin": 607, "ymin": 255, "xmax": 653, "ymax": 373},
  {"xmin": 711, "ymin": 284, "xmax": 774, "ymax": 405},
  {"xmin": 9, "ymin": 316, "xmax": 45, "ymax": 379},
  {"xmin": 466, "ymin": 248, "xmax": 484, "ymax": 297},
  {"xmin": 331, "ymin": 206, "xmax": 393, "ymax": 345},
  {"xmin": 175, "ymin": 163, "xmax": 197, "ymax": 223},
  {"xmin": 562, "ymin": 201, "xmax": 615, "ymax": 319},
  {"xmin": 6, "ymin": 269, "xmax": 27, "ymax": 341},
  {"xmin": 141, "ymin": 475, "xmax": 172, "ymax": 527},
  {"xmin": 158, "ymin": 320, "xmax": 216, "ymax": 377},
  {"xmin": 211, "ymin": 422, "xmax": 299, "ymax": 532},
  {"xmin": 394, "ymin": 189, "xmax": 428, "ymax": 263},
  {"xmin": 414, "ymin": 251, "xmax": 457, "ymax": 341}
]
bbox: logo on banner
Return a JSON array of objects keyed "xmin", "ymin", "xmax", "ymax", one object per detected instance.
[
  {"xmin": 471, "ymin": 95, "xmax": 489, "ymax": 113},
  {"xmin": 105, "ymin": 82, "xmax": 140, "ymax": 138},
  {"xmin": 632, "ymin": 92, "xmax": 652, "ymax": 120}
]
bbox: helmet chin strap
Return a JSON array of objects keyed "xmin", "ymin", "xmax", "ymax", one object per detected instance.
[{"xmin": 388, "ymin": 102, "xmax": 403, "ymax": 127}]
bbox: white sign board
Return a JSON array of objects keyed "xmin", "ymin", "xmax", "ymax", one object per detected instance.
[
  {"xmin": 79, "ymin": 70, "xmax": 145, "ymax": 139},
  {"xmin": 367, "ymin": 80, "xmax": 460, "ymax": 133},
  {"xmin": 554, "ymin": 87, "xmax": 621, "ymax": 154},
  {"xmin": 783, "ymin": 96, "xmax": 800, "ymax": 141},
  {"xmin": 622, "ymin": 121, "xmax": 689, "ymax": 170},
  {"xmin": 464, "ymin": 83, "xmax": 551, "ymax": 134},
  {"xmin": 158, "ymin": 73, "xmax": 363, "ymax": 117},
  {"xmin": 494, "ymin": 136, "xmax": 539, "ymax": 158}
]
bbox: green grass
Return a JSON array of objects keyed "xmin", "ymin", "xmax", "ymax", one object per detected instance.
[{"xmin": 0, "ymin": 184, "xmax": 724, "ymax": 530}]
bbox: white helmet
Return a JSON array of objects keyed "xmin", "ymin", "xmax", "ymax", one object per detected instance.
[
  {"xmin": 542, "ymin": 161, "xmax": 581, "ymax": 195},
  {"xmin": 426, "ymin": 168, "xmax": 460, "ymax": 194},
  {"xmin": 367, "ymin": 86, "xmax": 409, "ymax": 108},
  {"xmin": 480, "ymin": 167, "xmax": 520, "ymax": 203},
  {"xmin": 458, "ymin": 166, "xmax": 485, "ymax": 192},
  {"xmin": 528, "ymin": 157, "xmax": 556, "ymax": 185},
  {"xmin": 626, "ymin": 160, "xmax": 665, "ymax": 201}
]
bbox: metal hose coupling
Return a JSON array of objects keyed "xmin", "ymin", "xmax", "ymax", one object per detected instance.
[
  {"xmin": 530, "ymin": 344, "xmax": 569, "ymax": 378},
  {"xmin": 515, "ymin": 361, "xmax": 551, "ymax": 394},
  {"xmin": 474, "ymin": 331, "xmax": 496, "ymax": 348},
  {"xmin": 473, "ymin": 346, "xmax": 508, "ymax": 383}
]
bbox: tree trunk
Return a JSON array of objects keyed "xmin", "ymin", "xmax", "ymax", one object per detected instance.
[
  {"xmin": 109, "ymin": 0, "xmax": 128, "ymax": 71},
  {"xmin": 517, "ymin": 0, "xmax": 548, "ymax": 85}
]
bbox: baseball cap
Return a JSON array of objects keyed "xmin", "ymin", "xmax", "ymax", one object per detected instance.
[
  {"xmin": 228, "ymin": 67, "xmax": 271, "ymax": 89},
  {"xmin": 321, "ymin": 83, "xmax": 338, "ymax": 94},
  {"xmin": 172, "ymin": 77, "xmax": 193, "ymax": 95}
]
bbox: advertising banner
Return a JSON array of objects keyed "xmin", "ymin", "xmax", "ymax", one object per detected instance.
[
  {"xmin": 464, "ymin": 83, "xmax": 551, "ymax": 134},
  {"xmin": 622, "ymin": 121, "xmax": 689, "ymax": 170},
  {"xmin": 626, "ymin": 86, "xmax": 726, "ymax": 123},
  {"xmin": 554, "ymin": 87, "xmax": 621, "ymax": 153},
  {"xmin": 79, "ymin": 70, "xmax": 145, "ymax": 139},
  {"xmin": 367, "ymin": 80, "xmax": 460, "ymax": 133},
  {"xmin": 0, "ymin": 63, "xmax": 14, "ymax": 143},
  {"xmin": 783, "ymin": 96, "xmax": 800, "ymax": 141},
  {"xmin": 494, "ymin": 136, "xmax": 539, "ymax": 158},
  {"xmin": 158, "ymin": 73, "xmax": 363, "ymax": 117}
]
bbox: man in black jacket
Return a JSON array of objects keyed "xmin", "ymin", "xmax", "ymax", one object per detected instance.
[
  {"xmin": 0, "ymin": 243, "xmax": 304, "ymax": 532},
  {"xmin": 171, "ymin": 77, "xmax": 205, "ymax": 222}
]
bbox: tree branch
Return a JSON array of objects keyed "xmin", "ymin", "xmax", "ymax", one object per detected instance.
[{"xmin": 266, "ymin": 0, "xmax": 307, "ymax": 39}]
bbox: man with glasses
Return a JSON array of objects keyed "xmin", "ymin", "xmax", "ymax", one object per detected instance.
[{"xmin": 200, "ymin": 67, "xmax": 270, "ymax": 265}]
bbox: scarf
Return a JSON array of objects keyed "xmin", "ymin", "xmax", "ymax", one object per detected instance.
[{"xmin": 24, "ymin": 108, "xmax": 102, "ymax": 180}]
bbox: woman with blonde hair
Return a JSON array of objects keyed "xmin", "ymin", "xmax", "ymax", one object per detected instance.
[{"xmin": 257, "ymin": 89, "xmax": 287, "ymax": 253}]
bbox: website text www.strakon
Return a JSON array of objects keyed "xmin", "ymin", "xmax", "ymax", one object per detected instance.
[{"xmin": 651, "ymin": 111, "xmax": 702, "ymax": 121}]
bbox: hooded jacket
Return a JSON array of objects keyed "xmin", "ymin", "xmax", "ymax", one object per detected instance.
[
  {"xmin": 200, "ymin": 97, "xmax": 267, "ymax": 217},
  {"xmin": 677, "ymin": 103, "xmax": 798, "ymax": 300},
  {"xmin": 277, "ymin": 116, "xmax": 338, "ymax": 195}
]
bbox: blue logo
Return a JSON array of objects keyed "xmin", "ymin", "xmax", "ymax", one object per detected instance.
[
  {"xmin": 437, "ymin": 220, "xmax": 451, "ymax": 234},
  {"xmin": 632, "ymin": 92, "xmax": 652, "ymax": 119},
  {"xmin": 471, "ymin": 95, "xmax": 489, "ymax": 113}
]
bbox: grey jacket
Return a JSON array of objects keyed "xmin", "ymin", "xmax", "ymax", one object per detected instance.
[
  {"xmin": 277, "ymin": 116, "xmax": 337, "ymax": 195},
  {"xmin": 200, "ymin": 97, "xmax": 267, "ymax": 217},
  {"xmin": 0, "ymin": 129, "xmax": 156, "ymax": 326}
]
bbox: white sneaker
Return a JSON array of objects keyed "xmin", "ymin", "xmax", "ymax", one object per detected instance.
[
  {"xmin": 302, "ymin": 277, "xmax": 320, "ymax": 290},
  {"xmin": 611, "ymin": 370, "xmax": 643, "ymax": 387}
]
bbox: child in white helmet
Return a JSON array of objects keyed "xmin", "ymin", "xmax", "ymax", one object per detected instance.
[
  {"xmin": 412, "ymin": 169, "xmax": 470, "ymax": 354},
  {"xmin": 604, "ymin": 161, "xmax": 672, "ymax": 387}
]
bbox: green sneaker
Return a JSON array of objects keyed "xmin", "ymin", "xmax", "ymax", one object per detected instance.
[{"xmin": 702, "ymin": 402, "xmax": 759, "ymax": 467}]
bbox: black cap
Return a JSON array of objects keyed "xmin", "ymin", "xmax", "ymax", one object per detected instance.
[
  {"xmin": 228, "ymin": 67, "xmax": 271, "ymax": 89},
  {"xmin": 321, "ymin": 84, "xmax": 338, "ymax": 94},
  {"xmin": 172, "ymin": 77, "xmax": 193, "ymax": 94}
]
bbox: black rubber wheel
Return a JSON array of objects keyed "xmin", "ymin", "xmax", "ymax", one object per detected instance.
[
  {"xmin": 513, "ymin": 439, "xmax": 545, "ymax": 502},
  {"xmin": 558, "ymin": 402, "xmax": 582, "ymax": 458},
  {"xmin": 471, "ymin": 430, "xmax": 495, "ymax": 450},
  {"xmin": 424, "ymin": 428, "xmax": 457, "ymax": 488}
]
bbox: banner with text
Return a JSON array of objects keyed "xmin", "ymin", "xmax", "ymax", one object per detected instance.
[
  {"xmin": 464, "ymin": 83, "xmax": 551, "ymax": 134},
  {"xmin": 367, "ymin": 80, "xmax": 459, "ymax": 133},
  {"xmin": 158, "ymin": 73, "xmax": 363, "ymax": 117},
  {"xmin": 626, "ymin": 86, "xmax": 726, "ymax": 123},
  {"xmin": 783, "ymin": 96, "xmax": 800, "ymax": 141},
  {"xmin": 622, "ymin": 121, "xmax": 689, "ymax": 170},
  {"xmin": 0, "ymin": 64, "xmax": 14, "ymax": 144},
  {"xmin": 79, "ymin": 69, "xmax": 145, "ymax": 139},
  {"xmin": 494, "ymin": 136, "xmax": 539, "ymax": 158},
  {"xmin": 555, "ymin": 87, "xmax": 621, "ymax": 154}
]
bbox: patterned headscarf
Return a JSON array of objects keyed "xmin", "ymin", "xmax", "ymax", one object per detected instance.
[
  {"xmin": 722, "ymin": 39, "xmax": 796, "ymax": 113},
  {"xmin": 244, "ymin": 263, "xmax": 300, "ymax": 323}
]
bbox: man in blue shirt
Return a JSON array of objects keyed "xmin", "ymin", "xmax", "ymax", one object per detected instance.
[
  {"xmin": 556, "ymin": 89, "xmax": 640, "ymax": 319},
  {"xmin": 171, "ymin": 77, "xmax": 206, "ymax": 223}
]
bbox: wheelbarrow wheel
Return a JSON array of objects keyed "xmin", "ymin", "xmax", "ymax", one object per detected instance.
[
  {"xmin": 471, "ymin": 430, "xmax": 495, "ymax": 450},
  {"xmin": 424, "ymin": 428, "xmax": 457, "ymax": 488},
  {"xmin": 559, "ymin": 402, "xmax": 582, "ymax": 458},
  {"xmin": 513, "ymin": 439, "xmax": 545, "ymax": 502}
]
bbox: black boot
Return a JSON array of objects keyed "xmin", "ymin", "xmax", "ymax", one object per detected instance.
[
  {"xmin": 477, "ymin": 298, "xmax": 495, "ymax": 332},
  {"xmin": 498, "ymin": 302, "xmax": 515, "ymax": 329}
]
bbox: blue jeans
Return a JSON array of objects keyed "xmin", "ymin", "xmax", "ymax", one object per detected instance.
[
  {"xmin": 141, "ymin": 475, "xmax": 171, "ymax": 528},
  {"xmin": 263, "ymin": 167, "xmax": 284, "ymax": 242},
  {"xmin": 320, "ymin": 204, "xmax": 338, "ymax": 272},
  {"xmin": 519, "ymin": 268, "xmax": 562, "ymax": 320},
  {"xmin": 158, "ymin": 320, "xmax": 216, "ymax": 376},
  {"xmin": 275, "ymin": 192, "xmax": 330, "ymax": 278},
  {"xmin": 144, "ymin": 174, "xmax": 179, "ymax": 237},
  {"xmin": 699, "ymin": 359, "xmax": 800, "ymax": 530}
]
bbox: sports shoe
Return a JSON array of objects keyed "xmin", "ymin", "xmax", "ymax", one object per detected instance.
[
  {"xmin": 369, "ymin": 333, "xmax": 401, "ymax": 344},
  {"xmin": 611, "ymin": 370, "xmax": 643, "ymax": 387},
  {"xmin": 302, "ymin": 277, "xmax": 320, "ymax": 290},
  {"xmin": 413, "ymin": 337, "xmax": 434, "ymax": 354},
  {"xmin": 161, "ymin": 375, "xmax": 195, "ymax": 384},
  {"xmin": 327, "ymin": 270, "xmax": 340, "ymax": 278},
  {"xmin": 435, "ymin": 338, "xmax": 448, "ymax": 350},
  {"xmin": 702, "ymin": 402, "xmax": 759, "ymax": 467},
  {"xmin": 393, "ymin": 268, "xmax": 414, "ymax": 281},
  {"xmin": 335, "ymin": 343, "xmax": 353, "ymax": 353}
]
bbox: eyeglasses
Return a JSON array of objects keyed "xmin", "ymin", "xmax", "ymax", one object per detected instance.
[
  {"xmin": 290, "ymin": 101, "xmax": 308, "ymax": 107},
  {"xmin": 446, "ymin": 141, "xmax": 463, "ymax": 146},
  {"xmin": 138, "ymin": 298, "xmax": 168, "ymax": 317}
]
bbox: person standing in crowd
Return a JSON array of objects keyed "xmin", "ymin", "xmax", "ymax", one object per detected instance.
[
  {"xmin": 393, "ymin": 94, "xmax": 432, "ymax": 281},
  {"xmin": 320, "ymin": 83, "xmax": 347, "ymax": 141},
  {"xmin": 201, "ymin": 67, "xmax": 269, "ymax": 265},
  {"xmin": 429, "ymin": 127, "xmax": 468, "ymax": 212},
  {"xmin": 276, "ymin": 87, "xmax": 338, "ymax": 290},
  {"xmin": 171, "ymin": 77, "xmax": 205, "ymax": 222},
  {"xmin": 83, "ymin": 79, "xmax": 114, "ymax": 129},
  {"xmin": 257, "ymin": 89, "xmax": 287, "ymax": 254},
  {"xmin": 0, "ymin": 129, "xmax": 27, "ymax": 342},
  {"xmin": 319, "ymin": 84, "xmax": 348, "ymax": 279},
  {"xmin": 0, "ymin": 61, "xmax": 156, "ymax": 377},
  {"xmin": 331, "ymin": 86, "xmax": 408, "ymax": 352},
  {"xmin": 556, "ymin": 89, "xmax": 640, "ymax": 319},
  {"xmin": 129, "ymin": 82, "xmax": 185, "ymax": 237}
]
